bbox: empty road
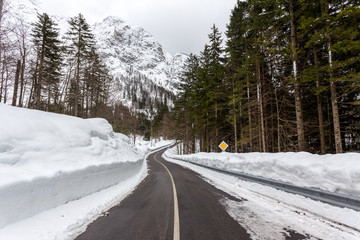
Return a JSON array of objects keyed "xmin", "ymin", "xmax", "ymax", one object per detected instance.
[{"xmin": 75, "ymin": 148, "xmax": 310, "ymax": 240}]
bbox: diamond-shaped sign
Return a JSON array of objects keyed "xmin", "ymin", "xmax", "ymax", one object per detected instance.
[{"xmin": 219, "ymin": 141, "xmax": 229, "ymax": 151}]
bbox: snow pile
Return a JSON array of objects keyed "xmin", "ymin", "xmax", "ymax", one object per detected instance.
[
  {"xmin": 164, "ymin": 148, "xmax": 360, "ymax": 197},
  {"xmin": 0, "ymin": 162, "xmax": 147, "ymax": 240},
  {"xmin": 134, "ymin": 135, "xmax": 174, "ymax": 153},
  {"xmin": 0, "ymin": 104, "xmax": 144, "ymax": 230},
  {"xmin": 163, "ymin": 152, "xmax": 360, "ymax": 240}
]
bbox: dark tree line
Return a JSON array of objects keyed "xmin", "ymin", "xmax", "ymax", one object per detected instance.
[{"xmin": 172, "ymin": 0, "xmax": 360, "ymax": 154}]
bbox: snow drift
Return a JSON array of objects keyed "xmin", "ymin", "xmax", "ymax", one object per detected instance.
[
  {"xmin": 164, "ymin": 148, "xmax": 360, "ymax": 197},
  {"xmin": 0, "ymin": 104, "xmax": 144, "ymax": 228},
  {"xmin": 163, "ymin": 149, "xmax": 360, "ymax": 240}
]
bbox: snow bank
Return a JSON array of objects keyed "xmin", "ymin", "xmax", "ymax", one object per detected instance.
[
  {"xmin": 163, "ymin": 153, "xmax": 360, "ymax": 240},
  {"xmin": 134, "ymin": 135, "xmax": 174, "ymax": 153},
  {"xmin": 165, "ymin": 148, "xmax": 360, "ymax": 197},
  {"xmin": 0, "ymin": 156, "xmax": 148, "ymax": 240},
  {"xmin": 0, "ymin": 104, "xmax": 143, "ymax": 228}
]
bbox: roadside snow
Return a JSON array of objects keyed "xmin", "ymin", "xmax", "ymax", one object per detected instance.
[
  {"xmin": 134, "ymin": 135, "xmax": 174, "ymax": 152},
  {"xmin": 0, "ymin": 159, "xmax": 147, "ymax": 240},
  {"xmin": 165, "ymin": 149, "xmax": 360, "ymax": 197},
  {"xmin": 0, "ymin": 104, "xmax": 145, "ymax": 235},
  {"xmin": 163, "ymin": 148, "xmax": 360, "ymax": 240}
]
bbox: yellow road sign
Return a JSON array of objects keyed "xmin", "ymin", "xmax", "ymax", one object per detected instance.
[{"xmin": 219, "ymin": 141, "xmax": 228, "ymax": 151}]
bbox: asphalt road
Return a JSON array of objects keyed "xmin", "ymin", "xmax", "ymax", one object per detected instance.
[{"xmin": 75, "ymin": 148, "xmax": 310, "ymax": 240}]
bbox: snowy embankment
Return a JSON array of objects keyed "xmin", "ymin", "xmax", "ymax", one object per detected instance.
[
  {"xmin": 164, "ymin": 147, "xmax": 360, "ymax": 240},
  {"xmin": 135, "ymin": 136, "xmax": 174, "ymax": 152},
  {"xmin": 164, "ymin": 148, "xmax": 360, "ymax": 197},
  {"xmin": 0, "ymin": 104, "xmax": 147, "ymax": 239}
]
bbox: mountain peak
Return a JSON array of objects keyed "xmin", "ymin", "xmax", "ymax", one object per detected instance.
[
  {"xmin": 101, "ymin": 16, "xmax": 126, "ymax": 25},
  {"xmin": 91, "ymin": 15, "xmax": 187, "ymax": 115}
]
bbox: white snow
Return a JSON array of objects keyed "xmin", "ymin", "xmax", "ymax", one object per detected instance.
[
  {"xmin": 0, "ymin": 104, "xmax": 154, "ymax": 238},
  {"xmin": 163, "ymin": 147, "xmax": 360, "ymax": 240},
  {"xmin": 165, "ymin": 150, "xmax": 360, "ymax": 197},
  {"xmin": 0, "ymin": 160, "xmax": 147, "ymax": 240},
  {"xmin": 134, "ymin": 135, "xmax": 174, "ymax": 153}
]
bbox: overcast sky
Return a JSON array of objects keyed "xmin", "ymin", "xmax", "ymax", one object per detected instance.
[{"xmin": 38, "ymin": 0, "xmax": 238, "ymax": 55}]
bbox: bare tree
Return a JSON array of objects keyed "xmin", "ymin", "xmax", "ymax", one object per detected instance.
[
  {"xmin": 11, "ymin": 59, "xmax": 20, "ymax": 105},
  {"xmin": 15, "ymin": 18, "xmax": 30, "ymax": 107}
]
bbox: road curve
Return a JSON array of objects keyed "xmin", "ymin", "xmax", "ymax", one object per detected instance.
[
  {"xmin": 74, "ymin": 148, "xmax": 250, "ymax": 240},
  {"xmin": 75, "ymin": 148, "xmax": 310, "ymax": 240}
]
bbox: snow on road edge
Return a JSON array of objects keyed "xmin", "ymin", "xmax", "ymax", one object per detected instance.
[
  {"xmin": 163, "ymin": 149, "xmax": 360, "ymax": 240},
  {"xmin": 165, "ymin": 149, "xmax": 360, "ymax": 197},
  {"xmin": 0, "ymin": 149, "xmax": 153, "ymax": 240},
  {"xmin": 0, "ymin": 104, "xmax": 145, "ymax": 228}
]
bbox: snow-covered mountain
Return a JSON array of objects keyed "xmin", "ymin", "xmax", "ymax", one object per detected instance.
[
  {"xmin": 5, "ymin": 0, "xmax": 188, "ymax": 115},
  {"xmin": 92, "ymin": 16, "xmax": 188, "ymax": 113},
  {"xmin": 94, "ymin": 16, "xmax": 187, "ymax": 94}
]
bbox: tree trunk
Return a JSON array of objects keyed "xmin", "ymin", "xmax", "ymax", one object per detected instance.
[
  {"xmin": 47, "ymin": 86, "xmax": 51, "ymax": 111},
  {"xmin": 290, "ymin": 0, "xmax": 306, "ymax": 151},
  {"xmin": 81, "ymin": 78, "xmax": 86, "ymax": 117},
  {"xmin": 35, "ymin": 49, "xmax": 45, "ymax": 110},
  {"xmin": 314, "ymin": 49, "xmax": 326, "ymax": 154},
  {"xmin": 0, "ymin": 0, "xmax": 3, "ymax": 102},
  {"xmin": 12, "ymin": 60, "xmax": 21, "ymax": 106},
  {"xmin": 324, "ymin": 0, "xmax": 342, "ymax": 153},
  {"xmin": 232, "ymin": 77, "xmax": 238, "ymax": 152},
  {"xmin": 239, "ymin": 101, "xmax": 244, "ymax": 152},
  {"xmin": 215, "ymin": 100, "xmax": 218, "ymax": 151},
  {"xmin": 274, "ymin": 82, "xmax": 281, "ymax": 152},
  {"xmin": 4, "ymin": 65, "xmax": 8, "ymax": 103},
  {"xmin": 256, "ymin": 59, "xmax": 266, "ymax": 152},
  {"xmin": 247, "ymin": 74, "xmax": 252, "ymax": 151},
  {"xmin": 330, "ymin": 80, "xmax": 342, "ymax": 153},
  {"xmin": 75, "ymin": 26, "xmax": 82, "ymax": 117},
  {"xmin": 0, "ymin": 56, "xmax": 5, "ymax": 102},
  {"xmin": 75, "ymin": 60, "xmax": 80, "ymax": 116},
  {"xmin": 85, "ymin": 84, "xmax": 89, "ymax": 118},
  {"xmin": 28, "ymin": 77, "xmax": 35, "ymax": 108},
  {"xmin": 18, "ymin": 56, "xmax": 25, "ymax": 107}
]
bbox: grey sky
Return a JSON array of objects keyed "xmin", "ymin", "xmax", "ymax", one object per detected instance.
[{"xmin": 39, "ymin": 0, "xmax": 238, "ymax": 55}]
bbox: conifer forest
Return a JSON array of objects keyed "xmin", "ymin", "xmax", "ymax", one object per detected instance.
[{"xmin": 172, "ymin": 0, "xmax": 360, "ymax": 154}]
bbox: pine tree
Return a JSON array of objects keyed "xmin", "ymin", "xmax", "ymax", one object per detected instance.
[
  {"xmin": 65, "ymin": 13, "xmax": 94, "ymax": 116},
  {"xmin": 322, "ymin": 0, "xmax": 360, "ymax": 152},
  {"xmin": 85, "ymin": 47, "xmax": 111, "ymax": 117},
  {"xmin": 226, "ymin": 0, "xmax": 250, "ymax": 152},
  {"xmin": 31, "ymin": 13, "xmax": 62, "ymax": 110},
  {"xmin": 207, "ymin": 25, "xmax": 225, "ymax": 151}
]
